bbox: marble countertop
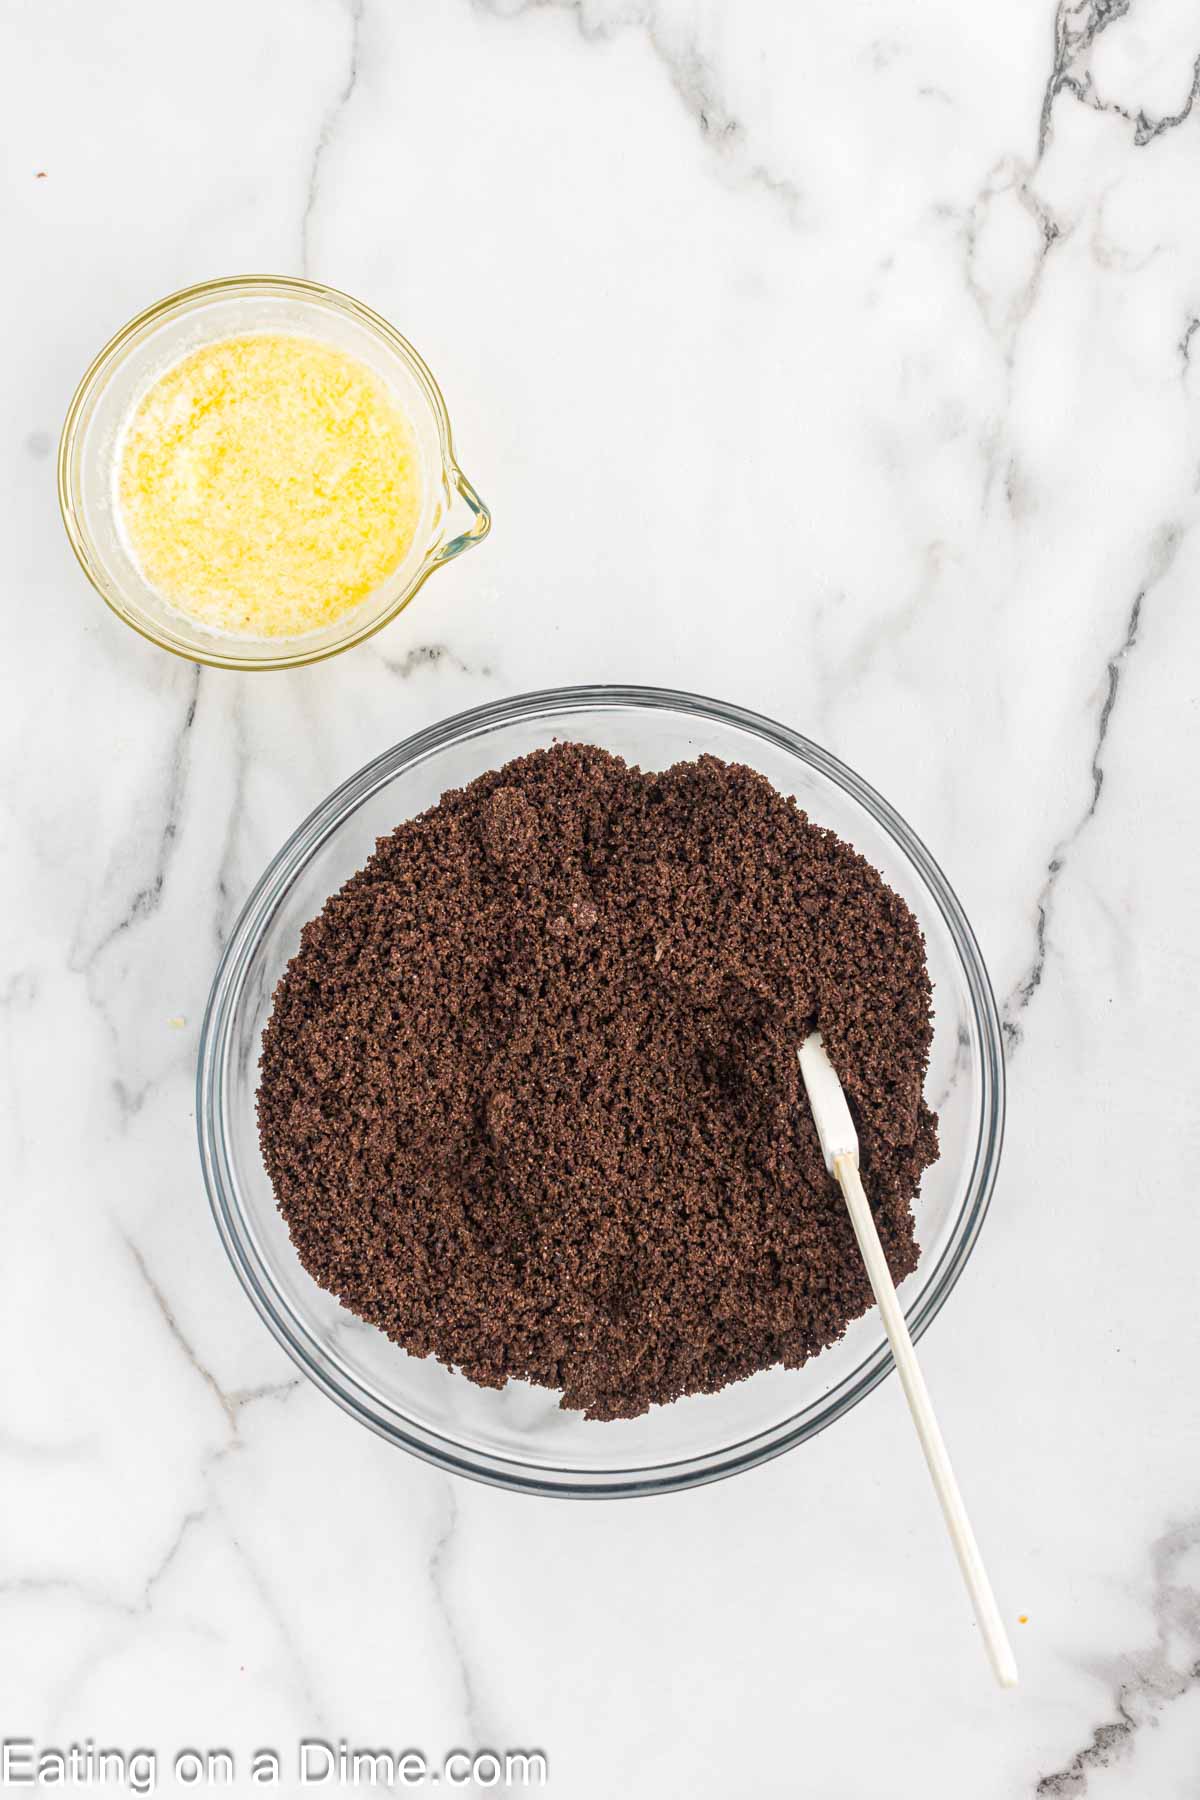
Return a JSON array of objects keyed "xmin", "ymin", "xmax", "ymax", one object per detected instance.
[{"xmin": 5, "ymin": 0, "xmax": 1200, "ymax": 1794}]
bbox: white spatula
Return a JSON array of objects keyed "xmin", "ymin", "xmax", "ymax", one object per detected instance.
[{"xmin": 798, "ymin": 1030, "xmax": 1018, "ymax": 1689}]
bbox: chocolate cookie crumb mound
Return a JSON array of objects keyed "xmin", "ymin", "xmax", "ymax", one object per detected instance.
[{"xmin": 256, "ymin": 744, "xmax": 939, "ymax": 1421}]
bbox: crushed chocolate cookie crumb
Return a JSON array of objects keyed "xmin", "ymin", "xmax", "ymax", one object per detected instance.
[{"xmin": 256, "ymin": 744, "xmax": 938, "ymax": 1420}]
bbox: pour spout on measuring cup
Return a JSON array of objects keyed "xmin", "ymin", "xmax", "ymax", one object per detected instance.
[{"xmin": 432, "ymin": 464, "xmax": 492, "ymax": 567}]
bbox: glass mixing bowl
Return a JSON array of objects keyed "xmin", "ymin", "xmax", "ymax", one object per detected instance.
[
  {"xmin": 58, "ymin": 276, "xmax": 490, "ymax": 671},
  {"xmin": 198, "ymin": 687, "xmax": 1005, "ymax": 1496}
]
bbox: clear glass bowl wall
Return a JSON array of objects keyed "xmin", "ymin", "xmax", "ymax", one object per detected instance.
[{"xmin": 198, "ymin": 688, "xmax": 1005, "ymax": 1497}]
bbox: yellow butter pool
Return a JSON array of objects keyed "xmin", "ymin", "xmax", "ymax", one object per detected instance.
[{"xmin": 116, "ymin": 333, "xmax": 423, "ymax": 638}]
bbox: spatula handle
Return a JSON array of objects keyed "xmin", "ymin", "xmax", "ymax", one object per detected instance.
[{"xmin": 833, "ymin": 1152, "xmax": 1018, "ymax": 1689}]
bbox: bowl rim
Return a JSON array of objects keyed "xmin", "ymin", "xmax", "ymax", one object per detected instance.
[
  {"xmin": 57, "ymin": 273, "xmax": 490, "ymax": 673},
  {"xmin": 197, "ymin": 684, "xmax": 1005, "ymax": 1497}
]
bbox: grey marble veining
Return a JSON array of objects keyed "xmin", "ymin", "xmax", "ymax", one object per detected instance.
[{"xmin": 4, "ymin": 0, "xmax": 1200, "ymax": 1794}]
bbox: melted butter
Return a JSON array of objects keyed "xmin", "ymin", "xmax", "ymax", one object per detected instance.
[{"xmin": 117, "ymin": 333, "xmax": 423, "ymax": 638}]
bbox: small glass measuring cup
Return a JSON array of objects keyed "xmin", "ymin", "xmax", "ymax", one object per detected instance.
[{"xmin": 58, "ymin": 275, "xmax": 491, "ymax": 671}]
